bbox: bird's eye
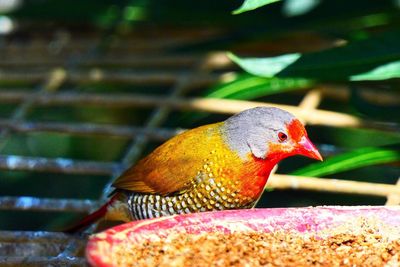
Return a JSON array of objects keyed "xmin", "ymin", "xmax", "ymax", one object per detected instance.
[{"xmin": 278, "ymin": 132, "xmax": 288, "ymax": 142}]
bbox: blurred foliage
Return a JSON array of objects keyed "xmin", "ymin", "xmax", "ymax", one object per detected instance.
[
  {"xmin": 229, "ymin": 30, "xmax": 400, "ymax": 81},
  {"xmin": 0, "ymin": 0, "xmax": 399, "ymax": 230},
  {"xmin": 227, "ymin": 0, "xmax": 400, "ymax": 179}
]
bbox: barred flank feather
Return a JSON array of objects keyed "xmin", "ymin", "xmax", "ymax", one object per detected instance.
[{"xmin": 125, "ymin": 177, "xmax": 256, "ymax": 220}]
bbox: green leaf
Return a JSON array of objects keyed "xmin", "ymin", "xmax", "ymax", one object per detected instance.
[
  {"xmin": 205, "ymin": 74, "xmax": 313, "ymax": 100},
  {"xmin": 291, "ymin": 145, "xmax": 400, "ymax": 177},
  {"xmin": 282, "ymin": 0, "xmax": 321, "ymax": 17},
  {"xmin": 228, "ymin": 52, "xmax": 302, "ymax": 78},
  {"xmin": 233, "ymin": 0, "xmax": 281, "ymax": 14},
  {"xmin": 350, "ymin": 60, "xmax": 400, "ymax": 81},
  {"xmin": 230, "ymin": 31, "xmax": 400, "ymax": 81}
]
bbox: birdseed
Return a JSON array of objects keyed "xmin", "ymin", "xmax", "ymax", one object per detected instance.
[{"xmin": 112, "ymin": 227, "xmax": 400, "ymax": 266}]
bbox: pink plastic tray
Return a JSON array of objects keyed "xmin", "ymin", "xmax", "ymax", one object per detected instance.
[{"xmin": 86, "ymin": 206, "xmax": 400, "ymax": 267}]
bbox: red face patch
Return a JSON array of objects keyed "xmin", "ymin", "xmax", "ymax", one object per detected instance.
[{"xmin": 287, "ymin": 119, "xmax": 306, "ymax": 142}]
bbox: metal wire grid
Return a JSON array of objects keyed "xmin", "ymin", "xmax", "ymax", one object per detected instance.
[{"xmin": 0, "ymin": 29, "xmax": 399, "ymax": 266}]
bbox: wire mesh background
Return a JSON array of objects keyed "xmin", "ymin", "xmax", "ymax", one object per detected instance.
[{"xmin": 0, "ymin": 25, "xmax": 400, "ymax": 266}]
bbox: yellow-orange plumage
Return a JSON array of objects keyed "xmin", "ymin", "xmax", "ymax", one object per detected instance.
[{"xmin": 113, "ymin": 122, "xmax": 255, "ymax": 198}]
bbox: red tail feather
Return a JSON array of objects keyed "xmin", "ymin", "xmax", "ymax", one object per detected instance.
[{"xmin": 64, "ymin": 196, "xmax": 117, "ymax": 234}]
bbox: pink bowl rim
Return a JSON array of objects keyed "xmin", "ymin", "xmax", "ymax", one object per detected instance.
[{"xmin": 86, "ymin": 206, "xmax": 400, "ymax": 267}]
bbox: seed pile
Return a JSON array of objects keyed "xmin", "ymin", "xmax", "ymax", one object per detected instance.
[{"xmin": 112, "ymin": 232, "xmax": 400, "ymax": 266}]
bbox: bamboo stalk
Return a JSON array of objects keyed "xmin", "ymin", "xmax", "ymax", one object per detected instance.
[
  {"xmin": 0, "ymin": 52, "xmax": 231, "ymax": 69},
  {"xmin": 0, "ymin": 119, "xmax": 181, "ymax": 140},
  {"xmin": 299, "ymin": 89, "xmax": 322, "ymax": 110},
  {"xmin": 2, "ymin": 175, "xmax": 399, "ymax": 212},
  {"xmin": 0, "ymin": 196, "xmax": 97, "ymax": 212},
  {"xmin": 0, "ymin": 231, "xmax": 85, "ymax": 243},
  {"xmin": 385, "ymin": 178, "xmax": 400, "ymax": 205},
  {"xmin": 0, "ymin": 256, "xmax": 86, "ymax": 266},
  {"xmin": 0, "ymin": 155, "xmax": 118, "ymax": 175},
  {"xmin": 268, "ymin": 174, "xmax": 400, "ymax": 197},
  {"xmin": 0, "ymin": 91, "xmax": 397, "ymax": 132},
  {"xmin": 0, "ymin": 70, "xmax": 219, "ymax": 86}
]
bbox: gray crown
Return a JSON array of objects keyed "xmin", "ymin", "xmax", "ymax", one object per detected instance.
[{"xmin": 221, "ymin": 107, "xmax": 296, "ymax": 159}]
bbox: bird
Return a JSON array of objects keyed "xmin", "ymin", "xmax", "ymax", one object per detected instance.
[{"xmin": 66, "ymin": 107, "xmax": 322, "ymax": 232}]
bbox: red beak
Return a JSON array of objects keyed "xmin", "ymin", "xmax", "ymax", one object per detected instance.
[{"xmin": 297, "ymin": 136, "xmax": 323, "ymax": 161}]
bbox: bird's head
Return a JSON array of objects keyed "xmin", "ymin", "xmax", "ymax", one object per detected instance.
[{"xmin": 222, "ymin": 107, "xmax": 322, "ymax": 163}]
